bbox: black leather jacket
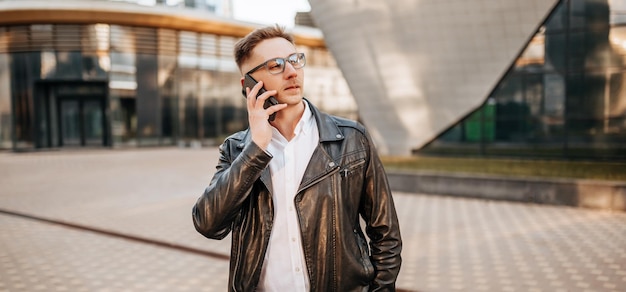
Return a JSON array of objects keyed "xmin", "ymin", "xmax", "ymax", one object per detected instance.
[{"xmin": 193, "ymin": 101, "xmax": 402, "ymax": 291}]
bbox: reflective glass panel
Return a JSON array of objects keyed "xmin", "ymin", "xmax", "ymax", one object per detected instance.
[
  {"xmin": 84, "ymin": 99, "xmax": 104, "ymax": 146},
  {"xmin": 0, "ymin": 53, "xmax": 10, "ymax": 148},
  {"xmin": 60, "ymin": 99, "xmax": 80, "ymax": 146},
  {"xmin": 422, "ymin": 0, "xmax": 626, "ymax": 160},
  {"xmin": 56, "ymin": 51, "xmax": 82, "ymax": 79}
]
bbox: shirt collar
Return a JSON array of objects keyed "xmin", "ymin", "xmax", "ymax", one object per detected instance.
[
  {"xmin": 294, "ymin": 100, "xmax": 314, "ymax": 136},
  {"xmin": 270, "ymin": 100, "xmax": 315, "ymax": 143}
]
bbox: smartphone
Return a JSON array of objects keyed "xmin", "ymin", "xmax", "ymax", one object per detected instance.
[{"xmin": 242, "ymin": 74, "xmax": 279, "ymax": 121}]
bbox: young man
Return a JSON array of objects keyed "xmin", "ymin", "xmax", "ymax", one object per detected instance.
[{"xmin": 192, "ymin": 25, "xmax": 402, "ymax": 291}]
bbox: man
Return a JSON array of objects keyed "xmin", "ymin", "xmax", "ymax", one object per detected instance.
[{"xmin": 192, "ymin": 25, "xmax": 402, "ymax": 291}]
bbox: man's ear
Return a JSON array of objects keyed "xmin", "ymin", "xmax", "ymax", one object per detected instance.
[{"xmin": 240, "ymin": 77, "xmax": 245, "ymax": 87}]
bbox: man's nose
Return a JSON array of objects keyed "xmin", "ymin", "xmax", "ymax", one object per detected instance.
[{"xmin": 284, "ymin": 62, "xmax": 298, "ymax": 76}]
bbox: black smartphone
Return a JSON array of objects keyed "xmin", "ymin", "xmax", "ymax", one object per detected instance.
[{"xmin": 242, "ymin": 74, "xmax": 279, "ymax": 121}]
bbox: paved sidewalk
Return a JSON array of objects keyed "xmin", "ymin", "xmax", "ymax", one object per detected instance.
[{"xmin": 1, "ymin": 148, "xmax": 625, "ymax": 291}]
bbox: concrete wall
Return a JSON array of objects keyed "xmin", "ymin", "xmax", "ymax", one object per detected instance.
[
  {"xmin": 388, "ymin": 170, "xmax": 626, "ymax": 212},
  {"xmin": 308, "ymin": 0, "xmax": 560, "ymax": 155}
]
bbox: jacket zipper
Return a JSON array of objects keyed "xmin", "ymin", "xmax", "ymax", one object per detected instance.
[
  {"xmin": 340, "ymin": 159, "xmax": 366, "ymax": 177},
  {"xmin": 295, "ymin": 164, "xmax": 340, "ymax": 290},
  {"xmin": 298, "ymin": 164, "xmax": 341, "ymax": 193}
]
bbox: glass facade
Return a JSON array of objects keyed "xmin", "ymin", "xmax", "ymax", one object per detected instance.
[
  {"xmin": 421, "ymin": 0, "xmax": 626, "ymax": 160},
  {"xmin": 0, "ymin": 23, "xmax": 355, "ymax": 150}
]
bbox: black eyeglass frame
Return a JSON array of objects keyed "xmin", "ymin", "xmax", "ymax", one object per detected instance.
[{"xmin": 245, "ymin": 52, "xmax": 306, "ymax": 75}]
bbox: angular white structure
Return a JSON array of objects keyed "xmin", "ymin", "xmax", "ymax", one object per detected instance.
[{"xmin": 309, "ymin": 0, "xmax": 559, "ymax": 155}]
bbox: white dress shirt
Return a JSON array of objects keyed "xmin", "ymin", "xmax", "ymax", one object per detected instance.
[{"xmin": 258, "ymin": 100, "xmax": 319, "ymax": 291}]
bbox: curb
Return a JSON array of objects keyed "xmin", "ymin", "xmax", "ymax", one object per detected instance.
[{"xmin": 387, "ymin": 170, "xmax": 626, "ymax": 212}]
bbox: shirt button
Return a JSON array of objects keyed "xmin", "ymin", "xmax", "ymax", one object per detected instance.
[
  {"xmin": 291, "ymin": 237, "xmax": 296, "ymax": 242},
  {"xmin": 329, "ymin": 162, "xmax": 336, "ymax": 167},
  {"xmin": 295, "ymin": 267, "xmax": 301, "ymax": 272},
  {"xmin": 336, "ymin": 134, "xmax": 342, "ymax": 139}
]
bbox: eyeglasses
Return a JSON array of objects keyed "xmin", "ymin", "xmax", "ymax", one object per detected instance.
[{"xmin": 246, "ymin": 53, "xmax": 306, "ymax": 75}]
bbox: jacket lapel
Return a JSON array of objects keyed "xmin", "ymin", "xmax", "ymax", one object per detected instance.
[
  {"xmin": 297, "ymin": 100, "xmax": 344, "ymax": 192},
  {"xmin": 298, "ymin": 145, "xmax": 339, "ymax": 193},
  {"xmin": 237, "ymin": 99, "xmax": 344, "ymax": 194}
]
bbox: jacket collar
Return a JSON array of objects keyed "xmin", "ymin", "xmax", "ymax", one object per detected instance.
[
  {"xmin": 306, "ymin": 98, "xmax": 345, "ymax": 143},
  {"xmin": 237, "ymin": 98, "xmax": 344, "ymax": 150},
  {"xmin": 237, "ymin": 99, "xmax": 344, "ymax": 194}
]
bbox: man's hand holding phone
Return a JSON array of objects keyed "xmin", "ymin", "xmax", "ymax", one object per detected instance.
[
  {"xmin": 244, "ymin": 80, "xmax": 287, "ymax": 150},
  {"xmin": 242, "ymin": 74, "xmax": 280, "ymax": 121}
]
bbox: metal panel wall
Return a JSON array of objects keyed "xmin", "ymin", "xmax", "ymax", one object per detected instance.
[{"xmin": 309, "ymin": 0, "xmax": 560, "ymax": 155}]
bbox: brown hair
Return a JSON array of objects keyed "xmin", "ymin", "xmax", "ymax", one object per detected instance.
[{"xmin": 234, "ymin": 25, "xmax": 295, "ymax": 71}]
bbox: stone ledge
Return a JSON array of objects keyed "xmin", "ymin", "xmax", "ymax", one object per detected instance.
[{"xmin": 387, "ymin": 170, "xmax": 626, "ymax": 212}]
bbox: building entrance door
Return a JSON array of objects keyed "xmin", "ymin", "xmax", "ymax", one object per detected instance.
[
  {"xmin": 34, "ymin": 81, "xmax": 109, "ymax": 148},
  {"xmin": 58, "ymin": 97, "xmax": 105, "ymax": 147}
]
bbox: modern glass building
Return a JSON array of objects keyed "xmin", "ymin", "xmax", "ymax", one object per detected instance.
[
  {"xmin": 0, "ymin": 0, "xmax": 356, "ymax": 151},
  {"xmin": 309, "ymin": 0, "xmax": 626, "ymax": 160},
  {"xmin": 421, "ymin": 0, "xmax": 626, "ymax": 160}
]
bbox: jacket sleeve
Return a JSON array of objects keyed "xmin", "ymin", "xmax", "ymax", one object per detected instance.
[
  {"xmin": 192, "ymin": 139, "xmax": 272, "ymax": 240},
  {"xmin": 360, "ymin": 131, "xmax": 402, "ymax": 291}
]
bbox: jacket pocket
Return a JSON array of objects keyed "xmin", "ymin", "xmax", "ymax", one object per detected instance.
[
  {"xmin": 354, "ymin": 229, "xmax": 375, "ymax": 281},
  {"xmin": 340, "ymin": 158, "xmax": 366, "ymax": 178}
]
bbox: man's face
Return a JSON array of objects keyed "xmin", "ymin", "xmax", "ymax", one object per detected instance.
[{"xmin": 240, "ymin": 37, "xmax": 304, "ymax": 105}]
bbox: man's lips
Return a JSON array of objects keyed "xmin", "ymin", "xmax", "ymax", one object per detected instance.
[{"xmin": 284, "ymin": 85, "xmax": 300, "ymax": 91}]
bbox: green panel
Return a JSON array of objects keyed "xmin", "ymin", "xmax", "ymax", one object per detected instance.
[{"xmin": 463, "ymin": 103, "xmax": 495, "ymax": 142}]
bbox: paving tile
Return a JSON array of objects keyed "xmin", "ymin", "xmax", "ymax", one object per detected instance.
[
  {"xmin": 0, "ymin": 213, "xmax": 228, "ymax": 292},
  {"xmin": 1, "ymin": 148, "xmax": 625, "ymax": 291},
  {"xmin": 393, "ymin": 193, "xmax": 626, "ymax": 291}
]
